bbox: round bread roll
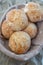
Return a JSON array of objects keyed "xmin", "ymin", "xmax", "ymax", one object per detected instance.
[
  {"xmin": 1, "ymin": 20, "xmax": 13, "ymax": 39},
  {"xmin": 24, "ymin": 23, "xmax": 37, "ymax": 38},
  {"xmin": 6, "ymin": 9, "xmax": 28, "ymax": 31},
  {"xmin": 24, "ymin": 2, "xmax": 42, "ymax": 22},
  {"xmin": 24, "ymin": 2, "xmax": 40, "ymax": 11},
  {"xmin": 9, "ymin": 31, "xmax": 31, "ymax": 54}
]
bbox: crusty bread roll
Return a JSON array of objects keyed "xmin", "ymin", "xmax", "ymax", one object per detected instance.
[
  {"xmin": 24, "ymin": 2, "xmax": 42, "ymax": 22},
  {"xmin": 24, "ymin": 2, "xmax": 40, "ymax": 11},
  {"xmin": 9, "ymin": 31, "xmax": 31, "ymax": 54},
  {"xmin": 24, "ymin": 23, "xmax": 37, "ymax": 38},
  {"xmin": 6, "ymin": 9, "xmax": 28, "ymax": 31},
  {"xmin": 1, "ymin": 20, "xmax": 13, "ymax": 39}
]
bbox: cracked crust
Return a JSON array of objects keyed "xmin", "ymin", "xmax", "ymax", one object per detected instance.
[
  {"xmin": 24, "ymin": 23, "xmax": 37, "ymax": 38},
  {"xmin": 6, "ymin": 9, "xmax": 28, "ymax": 31},
  {"xmin": 24, "ymin": 2, "xmax": 42, "ymax": 22},
  {"xmin": 9, "ymin": 31, "xmax": 31, "ymax": 54},
  {"xmin": 1, "ymin": 20, "xmax": 13, "ymax": 39}
]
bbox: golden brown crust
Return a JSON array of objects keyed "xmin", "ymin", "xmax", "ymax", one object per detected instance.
[
  {"xmin": 9, "ymin": 31, "xmax": 31, "ymax": 54},
  {"xmin": 24, "ymin": 2, "xmax": 42, "ymax": 22},
  {"xmin": 27, "ymin": 9, "xmax": 42, "ymax": 22},
  {"xmin": 6, "ymin": 9, "xmax": 28, "ymax": 31},
  {"xmin": 24, "ymin": 23, "xmax": 37, "ymax": 38},
  {"xmin": 25, "ymin": 2, "xmax": 40, "ymax": 10},
  {"xmin": 1, "ymin": 20, "xmax": 13, "ymax": 39}
]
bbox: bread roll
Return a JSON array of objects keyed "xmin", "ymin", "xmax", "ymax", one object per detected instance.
[
  {"xmin": 9, "ymin": 31, "xmax": 31, "ymax": 54},
  {"xmin": 24, "ymin": 2, "xmax": 42, "ymax": 22},
  {"xmin": 2, "ymin": 20, "xmax": 13, "ymax": 39},
  {"xmin": 24, "ymin": 23, "xmax": 37, "ymax": 38},
  {"xmin": 6, "ymin": 9, "xmax": 28, "ymax": 31}
]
